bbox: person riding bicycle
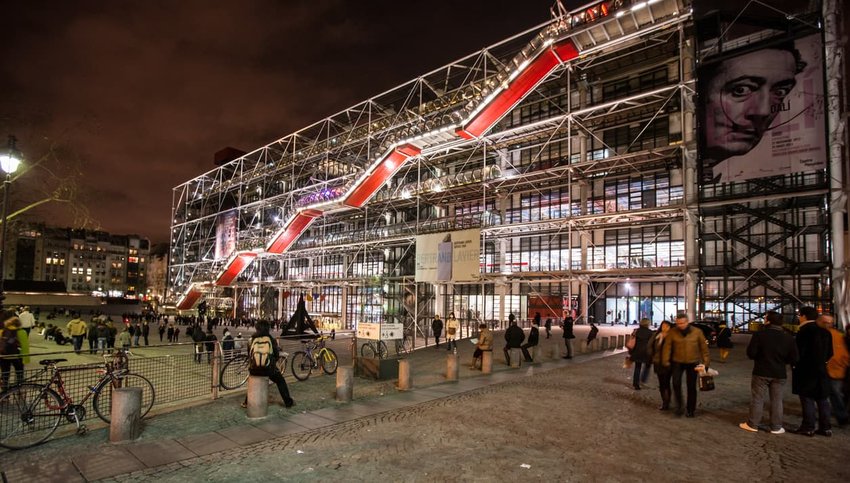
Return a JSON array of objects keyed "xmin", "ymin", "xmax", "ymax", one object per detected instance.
[{"xmin": 241, "ymin": 321, "xmax": 294, "ymax": 409}]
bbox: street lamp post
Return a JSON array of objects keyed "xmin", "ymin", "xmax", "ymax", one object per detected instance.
[{"xmin": 0, "ymin": 135, "xmax": 23, "ymax": 311}]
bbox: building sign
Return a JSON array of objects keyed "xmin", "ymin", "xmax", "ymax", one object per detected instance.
[
  {"xmin": 414, "ymin": 229, "xmax": 481, "ymax": 282},
  {"xmin": 215, "ymin": 210, "xmax": 237, "ymax": 260},
  {"xmin": 698, "ymin": 33, "xmax": 826, "ymax": 183},
  {"xmin": 356, "ymin": 322, "xmax": 403, "ymax": 340}
]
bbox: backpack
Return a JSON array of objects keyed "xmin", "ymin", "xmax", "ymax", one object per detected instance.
[
  {"xmin": 0, "ymin": 328, "xmax": 21, "ymax": 355},
  {"xmin": 249, "ymin": 335, "xmax": 274, "ymax": 370}
]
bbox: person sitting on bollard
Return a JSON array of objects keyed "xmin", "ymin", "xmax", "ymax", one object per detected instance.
[
  {"xmin": 521, "ymin": 321, "xmax": 540, "ymax": 363},
  {"xmin": 586, "ymin": 322, "xmax": 599, "ymax": 347},
  {"xmin": 471, "ymin": 323, "xmax": 493, "ymax": 369},
  {"xmin": 504, "ymin": 319, "xmax": 525, "ymax": 366},
  {"xmin": 241, "ymin": 321, "xmax": 294, "ymax": 409}
]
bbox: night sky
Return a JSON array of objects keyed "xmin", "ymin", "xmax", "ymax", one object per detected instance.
[{"xmin": 0, "ymin": 0, "xmax": 557, "ymax": 244}]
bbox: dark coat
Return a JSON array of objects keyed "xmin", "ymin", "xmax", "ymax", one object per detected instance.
[
  {"xmin": 747, "ymin": 325, "xmax": 798, "ymax": 379},
  {"xmin": 587, "ymin": 324, "xmax": 599, "ymax": 342},
  {"xmin": 792, "ymin": 322, "xmax": 833, "ymax": 399},
  {"xmin": 505, "ymin": 325, "xmax": 525, "ymax": 348},
  {"xmin": 717, "ymin": 327, "xmax": 733, "ymax": 349},
  {"xmin": 563, "ymin": 319, "xmax": 575, "ymax": 339},
  {"xmin": 431, "ymin": 318, "xmax": 443, "ymax": 338},
  {"xmin": 527, "ymin": 326, "xmax": 539, "ymax": 346},
  {"xmin": 630, "ymin": 326, "xmax": 654, "ymax": 363}
]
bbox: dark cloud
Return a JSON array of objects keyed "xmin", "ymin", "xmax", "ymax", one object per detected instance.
[{"xmin": 0, "ymin": 0, "xmax": 555, "ymax": 243}]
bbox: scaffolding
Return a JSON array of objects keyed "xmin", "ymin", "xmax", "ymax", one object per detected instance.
[{"xmin": 169, "ymin": 0, "xmax": 845, "ymax": 334}]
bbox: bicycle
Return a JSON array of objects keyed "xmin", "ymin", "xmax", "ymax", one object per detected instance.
[
  {"xmin": 360, "ymin": 339, "xmax": 388, "ymax": 359},
  {"xmin": 393, "ymin": 334, "xmax": 412, "ymax": 355},
  {"xmin": 219, "ymin": 348, "xmax": 289, "ymax": 390},
  {"xmin": 0, "ymin": 351, "xmax": 155, "ymax": 450},
  {"xmin": 291, "ymin": 335, "xmax": 338, "ymax": 381}
]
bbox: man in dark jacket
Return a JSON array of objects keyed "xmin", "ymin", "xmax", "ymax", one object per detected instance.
[
  {"xmin": 192, "ymin": 323, "xmax": 206, "ymax": 363},
  {"xmin": 630, "ymin": 318, "xmax": 655, "ymax": 390},
  {"xmin": 562, "ymin": 317, "xmax": 575, "ymax": 359},
  {"xmin": 431, "ymin": 315, "xmax": 443, "ymax": 349},
  {"xmin": 504, "ymin": 320, "xmax": 525, "ymax": 366},
  {"xmin": 740, "ymin": 311, "xmax": 799, "ymax": 434},
  {"xmin": 521, "ymin": 322, "xmax": 540, "ymax": 363},
  {"xmin": 792, "ymin": 307, "xmax": 834, "ymax": 436}
]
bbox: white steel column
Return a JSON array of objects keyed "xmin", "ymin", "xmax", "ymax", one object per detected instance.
[
  {"xmin": 824, "ymin": 0, "xmax": 849, "ymax": 327},
  {"xmin": 681, "ymin": 23, "xmax": 698, "ymax": 322}
]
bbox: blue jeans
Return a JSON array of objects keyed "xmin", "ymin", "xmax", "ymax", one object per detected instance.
[
  {"xmin": 747, "ymin": 375, "xmax": 786, "ymax": 431},
  {"xmin": 633, "ymin": 361, "xmax": 651, "ymax": 387},
  {"xmin": 829, "ymin": 379, "xmax": 848, "ymax": 424},
  {"xmin": 799, "ymin": 396, "xmax": 831, "ymax": 431}
]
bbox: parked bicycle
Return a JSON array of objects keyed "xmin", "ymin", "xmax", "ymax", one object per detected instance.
[
  {"xmin": 0, "ymin": 351, "xmax": 155, "ymax": 450},
  {"xmin": 393, "ymin": 335, "xmax": 413, "ymax": 355},
  {"xmin": 219, "ymin": 349, "xmax": 289, "ymax": 390},
  {"xmin": 360, "ymin": 339, "xmax": 388, "ymax": 359},
  {"xmin": 291, "ymin": 335, "xmax": 338, "ymax": 381}
]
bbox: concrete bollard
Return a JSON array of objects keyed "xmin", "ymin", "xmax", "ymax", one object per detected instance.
[
  {"xmin": 610, "ymin": 336, "xmax": 617, "ymax": 349},
  {"xmin": 247, "ymin": 376, "xmax": 269, "ymax": 419},
  {"xmin": 617, "ymin": 334, "xmax": 625, "ymax": 348},
  {"xmin": 446, "ymin": 353, "xmax": 459, "ymax": 381},
  {"xmin": 532, "ymin": 344, "xmax": 543, "ymax": 363},
  {"xmin": 550, "ymin": 344, "xmax": 561, "ymax": 359},
  {"xmin": 110, "ymin": 387, "xmax": 142, "ymax": 443},
  {"xmin": 591, "ymin": 338, "xmax": 600, "ymax": 352},
  {"xmin": 601, "ymin": 337, "xmax": 609, "ymax": 350},
  {"xmin": 397, "ymin": 359, "xmax": 412, "ymax": 391},
  {"xmin": 336, "ymin": 366, "xmax": 353, "ymax": 402},
  {"xmin": 481, "ymin": 351, "xmax": 493, "ymax": 374},
  {"xmin": 624, "ymin": 334, "xmax": 631, "ymax": 349},
  {"xmin": 510, "ymin": 348, "xmax": 523, "ymax": 368}
]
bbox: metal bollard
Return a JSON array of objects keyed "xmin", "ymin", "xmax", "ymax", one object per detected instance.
[
  {"xmin": 336, "ymin": 366, "xmax": 353, "ymax": 402},
  {"xmin": 110, "ymin": 387, "xmax": 142, "ymax": 443},
  {"xmin": 532, "ymin": 344, "xmax": 543, "ymax": 363},
  {"xmin": 397, "ymin": 359, "xmax": 412, "ymax": 391},
  {"xmin": 247, "ymin": 376, "xmax": 269, "ymax": 419},
  {"xmin": 510, "ymin": 348, "xmax": 522, "ymax": 368},
  {"xmin": 482, "ymin": 351, "xmax": 493, "ymax": 374},
  {"xmin": 446, "ymin": 353, "xmax": 459, "ymax": 381}
]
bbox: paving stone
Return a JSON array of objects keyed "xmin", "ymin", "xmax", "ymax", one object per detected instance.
[
  {"xmin": 125, "ymin": 439, "xmax": 197, "ymax": 468},
  {"xmin": 176, "ymin": 431, "xmax": 239, "ymax": 456},
  {"xmin": 284, "ymin": 412, "xmax": 336, "ymax": 429},
  {"xmin": 72, "ymin": 445, "xmax": 145, "ymax": 481},
  {"xmin": 251, "ymin": 418, "xmax": 311, "ymax": 437},
  {"xmin": 310, "ymin": 406, "xmax": 363, "ymax": 423},
  {"xmin": 216, "ymin": 424, "xmax": 276, "ymax": 446},
  {"xmin": 2, "ymin": 458, "xmax": 85, "ymax": 483}
]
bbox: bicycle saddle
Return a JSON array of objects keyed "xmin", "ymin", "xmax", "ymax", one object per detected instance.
[{"xmin": 39, "ymin": 358, "xmax": 68, "ymax": 366}]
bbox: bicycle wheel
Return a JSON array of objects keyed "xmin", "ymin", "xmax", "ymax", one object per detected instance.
[
  {"xmin": 290, "ymin": 351, "xmax": 312, "ymax": 381},
  {"xmin": 93, "ymin": 374, "xmax": 156, "ymax": 423},
  {"xmin": 360, "ymin": 342, "xmax": 376, "ymax": 359},
  {"xmin": 396, "ymin": 337, "xmax": 411, "ymax": 355},
  {"xmin": 0, "ymin": 384, "xmax": 63, "ymax": 450},
  {"xmin": 377, "ymin": 340, "xmax": 389, "ymax": 359},
  {"xmin": 220, "ymin": 355, "xmax": 250, "ymax": 390},
  {"xmin": 320, "ymin": 348, "xmax": 338, "ymax": 375},
  {"xmin": 276, "ymin": 353, "xmax": 288, "ymax": 376}
]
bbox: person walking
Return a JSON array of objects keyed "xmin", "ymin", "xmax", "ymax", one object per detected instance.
[
  {"xmin": 544, "ymin": 318, "xmax": 552, "ymax": 339},
  {"xmin": 648, "ymin": 321, "xmax": 674, "ymax": 410},
  {"xmin": 662, "ymin": 314, "xmax": 710, "ymax": 417},
  {"xmin": 86, "ymin": 318, "xmax": 98, "ymax": 354},
  {"xmin": 66, "ymin": 314, "xmax": 88, "ymax": 354},
  {"xmin": 0, "ymin": 310, "xmax": 30, "ymax": 391},
  {"xmin": 504, "ymin": 319, "xmax": 525, "ymax": 366},
  {"xmin": 445, "ymin": 312, "xmax": 459, "ymax": 352},
  {"xmin": 192, "ymin": 323, "xmax": 206, "ymax": 363},
  {"xmin": 432, "ymin": 315, "xmax": 443, "ymax": 349},
  {"xmin": 167, "ymin": 324, "xmax": 175, "ymax": 343},
  {"xmin": 133, "ymin": 322, "xmax": 142, "ymax": 347},
  {"xmin": 739, "ymin": 311, "xmax": 799, "ymax": 434},
  {"xmin": 204, "ymin": 328, "xmax": 217, "ymax": 364},
  {"xmin": 241, "ymin": 321, "xmax": 294, "ymax": 409},
  {"xmin": 824, "ymin": 315, "xmax": 849, "ymax": 427},
  {"xmin": 142, "ymin": 321, "xmax": 150, "ymax": 346},
  {"xmin": 791, "ymin": 307, "xmax": 834, "ymax": 437},
  {"xmin": 562, "ymin": 316, "xmax": 575, "ymax": 359},
  {"xmin": 158, "ymin": 322, "xmax": 166, "ymax": 342},
  {"xmin": 17, "ymin": 307, "xmax": 34, "ymax": 336},
  {"xmin": 521, "ymin": 321, "xmax": 539, "ymax": 363},
  {"xmin": 95, "ymin": 321, "xmax": 109, "ymax": 354},
  {"xmin": 717, "ymin": 324, "xmax": 734, "ymax": 362},
  {"xmin": 630, "ymin": 318, "xmax": 654, "ymax": 390}
]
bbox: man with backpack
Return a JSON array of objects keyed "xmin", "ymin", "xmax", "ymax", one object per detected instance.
[
  {"xmin": 241, "ymin": 321, "xmax": 294, "ymax": 409},
  {"xmin": 0, "ymin": 310, "xmax": 30, "ymax": 391},
  {"xmin": 66, "ymin": 313, "xmax": 87, "ymax": 354}
]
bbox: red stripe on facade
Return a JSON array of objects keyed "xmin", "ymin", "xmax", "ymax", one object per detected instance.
[
  {"xmin": 215, "ymin": 252, "xmax": 258, "ymax": 286},
  {"xmin": 344, "ymin": 144, "xmax": 420, "ymax": 208},
  {"xmin": 176, "ymin": 288, "xmax": 202, "ymax": 310}
]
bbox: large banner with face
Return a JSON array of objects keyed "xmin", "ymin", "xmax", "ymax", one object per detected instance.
[
  {"xmin": 698, "ymin": 33, "xmax": 826, "ymax": 183},
  {"xmin": 415, "ymin": 229, "xmax": 481, "ymax": 282},
  {"xmin": 215, "ymin": 210, "xmax": 237, "ymax": 260}
]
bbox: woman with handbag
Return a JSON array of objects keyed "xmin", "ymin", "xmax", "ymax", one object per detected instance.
[{"xmin": 445, "ymin": 312, "xmax": 460, "ymax": 352}]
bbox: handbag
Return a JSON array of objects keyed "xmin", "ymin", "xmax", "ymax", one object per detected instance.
[
  {"xmin": 625, "ymin": 337, "xmax": 636, "ymax": 350},
  {"xmin": 698, "ymin": 374, "xmax": 715, "ymax": 391}
]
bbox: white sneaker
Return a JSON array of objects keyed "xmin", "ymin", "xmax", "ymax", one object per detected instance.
[
  {"xmin": 739, "ymin": 422, "xmax": 758, "ymax": 432},
  {"xmin": 770, "ymin": 427, "xmax": 785, "ymax": 434}
]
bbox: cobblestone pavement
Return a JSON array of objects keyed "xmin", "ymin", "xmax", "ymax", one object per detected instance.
[{"xmin": 4, "ymin": 330, "xmax": 847, "ymax": 482}]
